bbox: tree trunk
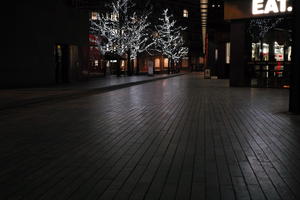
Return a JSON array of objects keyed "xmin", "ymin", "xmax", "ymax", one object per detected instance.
[
  {"xmin": 169, "ymin": 59, "xmax": 174, "ymax": 74},
  {"xmin": 168, "ymin": 58, "xmax": 171, "ymax": 74},
  {"xmin": 127, "ymin": 50, "xmax": 132, "ymax": 76},
  {"xmin": 136, "ymin": 53, "xmax": 140, "ymax": 75},
  {"xmin": 116, "ymin": 59, "xmax": 121, "ymax": 77}
]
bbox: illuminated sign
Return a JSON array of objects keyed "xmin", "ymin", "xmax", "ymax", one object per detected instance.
[{"xmin": 252, "ymin": 0, "xmax": 293, "ymax": 15}]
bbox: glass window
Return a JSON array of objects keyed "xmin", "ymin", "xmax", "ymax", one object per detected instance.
[
  {"xmin": 182, "ymin": 57, "xmax": 189, "ymax": 68},
  {"xmin": 94, "ymin": 60, "xmax": 99, "ymax": 66},
  {"xmin": 262, "ymin": 43, "xmax": 269, "ymax": 61},
  {"xmin": 252, "ymin": 43, "xmax": 261, "ymax": 61},
  {"xmin": 164, "ymin": 58, "xmax": 169, "ymax": 68},
  {"xmin": 111, "ymin": 13, "xmax": 118, "ymax": 21},
  {"xmin": 183, "ymin": 9, "xmax": 189, "ymax": 18},
  {"xmin": 91, "ymin": 12, "xmax": 98, "ymax": 20},
  {"xmin": 251, "ymin": 42, "xmax": 269, "ymax": 61},
  {"xmin": 274, "ymin": 42, "xmax": 284, "ymax": 61},
  {"xmin": 155, "ymin": 58, "xmax": 160, "ymax": 68}
]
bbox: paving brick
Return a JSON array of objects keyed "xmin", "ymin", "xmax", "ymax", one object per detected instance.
[{"xmin": 1, "ymin": 74, "xmax": 300, "ymax": 200}]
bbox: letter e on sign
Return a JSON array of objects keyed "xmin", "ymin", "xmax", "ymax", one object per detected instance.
[{"xmin": 253, "ymin": 0, "xmax": 264, "ymax": 15}]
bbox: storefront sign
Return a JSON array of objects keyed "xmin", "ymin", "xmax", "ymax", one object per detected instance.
[
  {"xmin": 252, "ymin": 0, "xmax": 293, "ymax": 15},
  {"xmin": 225, "ymin": 0, "xmax": 293, "ymax": 20}
]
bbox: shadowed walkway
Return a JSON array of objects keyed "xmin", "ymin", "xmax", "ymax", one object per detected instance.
[{"xmin": 1, "ymin": 74, "xmax": 300, "ymax": 200}]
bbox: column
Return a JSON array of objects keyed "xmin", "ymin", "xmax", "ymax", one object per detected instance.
[
  {"xmin": 289, "ymin": 0, "xmax": 300, "ymax": 113},
  {"xmin": 229, "ymin": 20, "xmax": 251, "ymax": 87}
]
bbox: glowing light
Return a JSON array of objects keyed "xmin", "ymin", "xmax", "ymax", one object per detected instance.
[
  {"xmin": 253, "ymin": 0, "xmax": 264, "ymax": 15},
  {"xmin": 278, "ymin": 0, "xmax": 287, "ymax": 12},
  {"xmin": 252, "ymin": 0, "xmax": 292, "ymax": 15},
  {"xmin": 264, "ymin": 0, "xmax": 279, "ymax": 14}
]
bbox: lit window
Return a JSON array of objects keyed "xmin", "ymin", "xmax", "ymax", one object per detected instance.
[
  {"xmin": 111, "ymin": 13, "xmax": 118, "ymax": 21},
  {"xmin": 164, "ymin": 58, "xmax": 169, "ymax": 68},
  {"xmin": 183, "ymin": 9, "xmax": 189, "ymax": 18},
  {"xmin": 155, "ymin": 58, "xmax": 160, "ymax": 68},
  {"xmin": 182, "ymin": 57, "xmax": 189, "ymax": 68},
  {"xmin": 121, "ymin": 60, "xmax": 125, "ymax": 67},
  {"xmin": 91, "ymin": 12, "xmax": 98, "ymax": 20}
]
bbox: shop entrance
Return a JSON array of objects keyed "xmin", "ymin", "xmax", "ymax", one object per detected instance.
[{"xmin": 247, "ymin": 17, "xmax": 292, "ymax": 88}]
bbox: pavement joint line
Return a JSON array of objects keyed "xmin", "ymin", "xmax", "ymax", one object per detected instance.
[{"xmin": 0, "ymin": 73, "xmax": 185, "ymax": 111}]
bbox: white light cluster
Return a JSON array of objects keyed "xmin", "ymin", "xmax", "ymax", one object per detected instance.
[
  {"xmin": 252, "ymin": 0, "xmax": 293, "ymax": 15},
  {"xmin": 90, "ymin": 0, "xmax": 153, "ymax": 59},
  {"xmin": 200, "ymin": 0, "xmax": 208, "ymax": 54},
  {"xmin": 155, "ymin": 9, "xmax": 189, "ymax": 63}
]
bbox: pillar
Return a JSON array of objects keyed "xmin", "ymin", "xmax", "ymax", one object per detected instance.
[
  {"xmin": 289, "ymin": 0, "xmax": 300, "ymax": 113},
  {"xmin": 229, "ymin": 20, "xmax": 251, "ymax": 87}
]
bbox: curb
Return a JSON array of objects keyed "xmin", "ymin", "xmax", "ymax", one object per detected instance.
[{"xmin": 0, "ymin": 73, "xmax": 185, "ymax": 111}]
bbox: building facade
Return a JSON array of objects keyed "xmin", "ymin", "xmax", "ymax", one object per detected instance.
[
  {"xmin": 224, "ymin": 0, "xmax": 300, "ymax": 113},
  {"xmin": 206, "ymin": 0, "xmax": 231, "ymax": 79},
  {"xmin": 224, "ymin": 0, "xmax": 293, "ymax": 88},
  {"xmin": 5, "ymin": 1, "xmax": 89, "ymax": 88}
]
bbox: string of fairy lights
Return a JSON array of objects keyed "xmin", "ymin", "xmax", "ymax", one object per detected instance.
[{"xmin": 248, "ymin": 17, "xmax": 285, "ymax": 41}]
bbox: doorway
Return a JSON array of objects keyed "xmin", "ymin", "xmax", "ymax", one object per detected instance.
[{"xmin": 54, "ymin": 44, "xmax": 70, "ymax": 84}]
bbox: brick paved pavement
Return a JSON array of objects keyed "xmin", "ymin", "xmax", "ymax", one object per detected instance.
[
  {"xmin": 1, "ymin": 74, "xmax": 300, "ymax": 200},
  {"xmin": 0, "ymin": 74, "xmax": 183, "ymax": 110}
]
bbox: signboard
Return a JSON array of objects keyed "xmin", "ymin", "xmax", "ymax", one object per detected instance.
[
  {"xmin": 252, "ymin": 0, "xmax": 293, "ymax": 15},
  {"xmin": 225, "ymin": 0, "xmax": 293, "ymax": 20}
]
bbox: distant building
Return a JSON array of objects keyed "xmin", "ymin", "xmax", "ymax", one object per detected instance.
[
  {"xmin": 8, "ymin": 0, "xmax": 203, "ymax": 87},
  {"xmin": 85, "ymin": 0, "xmax": 203, "ymax": 75}
]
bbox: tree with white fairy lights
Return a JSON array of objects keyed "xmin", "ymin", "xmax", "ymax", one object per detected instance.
[
  {"xmin": 90, "ymin": 0, "xmax": 153, "ymax": 76},
  {"xmin": 154, "ymin": 9, "xmax": 189, "ymax": 73},
  {"xmin": 125, "ymin": 11, "xmax": 154, "ymax": 75}
]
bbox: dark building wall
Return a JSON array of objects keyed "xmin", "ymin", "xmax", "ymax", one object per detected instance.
[
  {"xmin": 207, "ymin": 40, "xmax": 217, "ymax": 74},
  {"xmin": 207, "ymin": 30, "xmax": 230, "ymax": 78},
  {"xmin": 289, "ymin": 0, "xmax": 300, "ymax": 113},
  {"xmin": 216, "ymin": 41, "xmax": 228, "ymax": 78},
  {"xmin": 207, "ymin": 1, "xmax": 231, "ymax": 78},
  {"xmin": 3, "ymin": 0, "xmax": 89, "ymax": 88}
]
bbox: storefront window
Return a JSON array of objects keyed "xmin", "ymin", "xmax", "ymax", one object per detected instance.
[
  {"xmin": 252, "ymin": 43, "xmax": 261, "ymax": 61},
  {"xmin": 262, "ymin": 43, "xmax": 269, "ymax": 61},
  {"xmin": 251, "ymin": 42, "xmax": 269, "ymax": 61},
  {"xmin": 274, "ymin": 42, "xmax": 284, "ymax": 61}
]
